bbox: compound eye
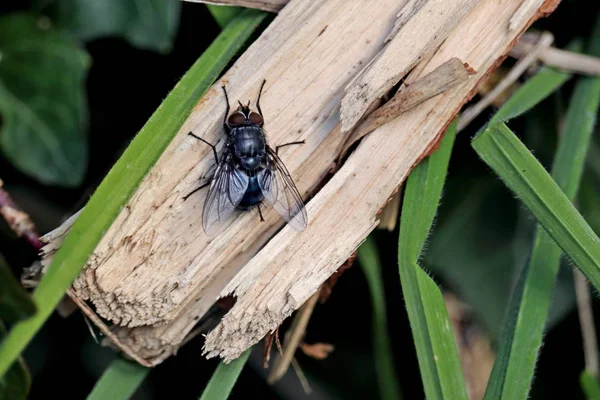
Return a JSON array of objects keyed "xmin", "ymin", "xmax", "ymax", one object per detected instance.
[
  {"xmin": 227, "ymin": 112, "xmax": 246, "ymax": 126},
  {"xmin": 248, "ymin": 111, "xmax": 263, "ymax": 125}
]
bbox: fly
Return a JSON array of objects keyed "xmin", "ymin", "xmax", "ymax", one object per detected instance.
[{"xmin": 184, "ymin": 80, "xmax": 308, "ymax": 236}]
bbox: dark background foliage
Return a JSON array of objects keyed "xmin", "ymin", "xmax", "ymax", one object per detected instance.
[{"xmin": 1, "ymin": 0, "xmax": 600, "ymax": 398}]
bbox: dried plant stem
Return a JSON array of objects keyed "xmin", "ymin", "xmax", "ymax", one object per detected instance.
[
  {"xmin": 267, "ymin": 289, "xmax": 320, "ymax": 384},
  {"xmin": 510, "ymin": 37, "xmax": 600, "ymax": 76},
  {"xmin": 574, "ymin": 269, "xmax": 599, "ymax": 377},
  {"xmin": 0, "ymin": 179, "xmax": 43, "ymax": 250},
  {"xmin": 458, "ymin": 31, "xmax": 554, "ymax": 132}
]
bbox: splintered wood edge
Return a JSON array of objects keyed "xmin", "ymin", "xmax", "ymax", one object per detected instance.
[
  {"xmin": 202, "ymin": 0, "xmax": 563, "ymax": 363},
  {"xmin": 339, "ymin": 0, "xmax": 482, "ymax": 132},
  {"xmin": 183, "ymin": 0, "xmax": 287, "ymax": 12},
  {"xmin": 341, "ymin": 57, "xmax": 473, "ymax": 157}
]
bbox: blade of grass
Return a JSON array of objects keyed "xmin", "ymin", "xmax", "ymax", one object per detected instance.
[
  {"xmin": 86, "ymin": 357, "xmax": 149, "ymax": 400},
  {"xmin": 472, "ymin": 123, "xmax": 600, "ymax": 291},
  {"xmin": 199, "ymin": 348, "xmax": 251, "ymax": 400},
  {"xmin": 580, "ymin": 370, "xmax": 600, "ymax": 400},
  {"xmin": 207, "ymin": 5, "xmax": 242, "ymax": 28},
  {"xmin": 0, "ymin": 8, "xmax": 267, "ymax": 379},
  {"xmin": 483, "ymin": 20, "xmax": 600, "ymax": 400},
  {"xmin": 398, "ymin": 121, "xmax": 468, "ymax": 400},
  {"xmin": 358, "ymin": 237, "xmax": 403, "ymax": 400}
]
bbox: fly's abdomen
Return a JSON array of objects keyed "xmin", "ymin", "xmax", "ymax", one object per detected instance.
[{"xmin": 238, "ymin": 176, "xmax": 264, "ymax": 209}]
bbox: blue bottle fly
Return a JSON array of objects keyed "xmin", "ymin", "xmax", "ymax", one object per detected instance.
[{"xmin": 184, "ymin": 80, "xmax": 308, "ymax": 236}]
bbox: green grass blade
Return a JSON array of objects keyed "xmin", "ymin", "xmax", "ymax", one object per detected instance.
[
  {"xmin": 0, "ymin": 8, "xmax": 267, "ymax": 379},
  {"xmin": 481, "ymin": 20, "xmax": 600, "ymax": 399},
  {"xmin": 398, "ymin": 121, "xmax": 468, "ymax": 400},
  {"xmin": 482, "ymin": 21, "xmax": 600, "ymax": 399},
  {"xmin": 358, "ymin": 237, "xmax": 403, "ymax": 400},
  {"xmin": 580, "ymin": 370, "xmax": 600, "ymax": 400},
  {"xmin": 199, "ymin": 348, "xmax": 251, "ymax": 400},
  {"xmin": 472, "ymin": 123, "xmax": 600, "ymax": 290},
  {"xmin": 207, "ymin": 5, "xmax": 243, "ymax": 28},
  {"xmin": 86, "ymin": 357, "xmax": 149, "ymax": 400}
]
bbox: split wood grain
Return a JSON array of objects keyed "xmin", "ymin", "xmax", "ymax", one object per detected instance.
[
  {"xmin": 341, "ymin": 57, "xmax": 473, "ymax": 157},
  {"xmin": 41, "ymin": 0, "xmax": 561, "ymax": 365},
  {"xmin": 339, "ymin": 0, "xmax": 482, "ymax": 132},
  {"xmin": 60, "ymin": 0, "xmax": 412, "ymax": 364},
  {"xmin": 202, "ymin": 0, "xmax": 561, "ymax": 362}
]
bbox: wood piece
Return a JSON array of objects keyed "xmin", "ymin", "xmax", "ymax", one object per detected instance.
[
  {"xmin": 48, "ymin": 0, "xmax": 414, "ymax": 365},
  {"xmin": 184, "ymin": 0, "xmax": 288, "ymax": 12},
  {"xmin": 340, "ymin": 0, "xmax": 482, "ymax": 132},
  {"xmin": 203, "ymin": 0, "xmax": 562, "ymax": 362},
  {"xmin": 41, "ymin": 0, "xmax": 561, "ymax": 365},
  {"xmin": 457, "ymin": 31, "xmax": 554, "ymax": 132},
  {"xmin": 341, "ymin": 57, "xmax": 473, "ymax": 157}
]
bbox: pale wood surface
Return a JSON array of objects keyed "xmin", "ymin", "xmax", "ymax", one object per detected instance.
[
  {"xmin": 41, "ymin": 0, "xmax": 560, "ymax": 365},
  {"xmin": 203, "ymin": 0, "xmax": 560, "ymax": 362},
  {"xmin": 339, "ymin": 0, "xmax": 481, "ymax": 132}
]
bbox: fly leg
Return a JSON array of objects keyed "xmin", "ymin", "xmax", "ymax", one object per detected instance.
[
  {"xmin": 188, "ymin": 132, "xmax": 219, "ymax": 165},
  {"xmin": 257, "ymin": 203, "xmax": 265, "ymax": 222},
  {"xmin": 183, "ymin": 181, "xmax": 210, "ymax": 201},
  {"xmin": 185, "ymin": 132, "xmax": 219, "ymax": 201},
  {"xmin": 275, "ymin": 140, "xmax": 305, "ymax": 155}
]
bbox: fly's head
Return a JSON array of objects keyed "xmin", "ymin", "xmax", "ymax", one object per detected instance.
[{"xmin": 227, "ymin": 99, "xmax": 264, "ymax": 128}]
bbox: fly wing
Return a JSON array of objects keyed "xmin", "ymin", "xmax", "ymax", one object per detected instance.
[
  {"xmin": 202, "ymin": 160, "xmax": 249, "ymax": 236},
  {"xmin": 258, "ymin": 147, "xmax": 308, "ymax": 231}
]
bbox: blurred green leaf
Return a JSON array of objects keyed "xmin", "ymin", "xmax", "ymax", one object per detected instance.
[
  {"xmin": 0, "ymin": 255, "xmax": 36, "ymax": 324},
  {"xmin": 86, "ymin": 357, "xmax": 149, "ymax": 400},
  {"xmin": 580, "ymin": 370, "xmax": 600, "ymax": 400},
  {"xmin": 0, "ymin": 322, "xmax": 30, "ymax": 400},
  {"xmin": 358, "ymin": 237, "xmax": 402, "ymax": 400},
  {"xmin": 398, "ymin": 121, "xmax": 468, "ymax": 400},
  {"xmin": 0, "ymin": 8, "xmax": 267, "ymax": 380},
  {"xmin": 49, "ymin": 0, "xmax": 181, "ymax": 53},
  {"xmin": 0, "ymin": 13, "xmax": 89, "ymax": 187},
  {"xmin": 199, "ymin": 349, "xmax": 251, "ymax": 400},
  {"xmin": 207, "ymin": 5, "xmax": 242, "ymax": 29}
]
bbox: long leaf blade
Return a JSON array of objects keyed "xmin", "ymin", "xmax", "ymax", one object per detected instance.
[
  {"xmin": 0, "ymin": 8, "xmax": 267, "ymax": 379},
  {"xmin": 199, "ymin": 349, "xmax": 251, "ymax": 400},
  {"xmin": 398, "ymin": 121, "xmax": 468, "ymax": 400},
  {"xmin": 483, "ymin": 20, "xmax": 600, "ymax": 399},
  {"xmin": 358, "ymin": 237, "xmax": 403, "ymax": 400},
  {"xmin": 86, "ymin": 357, "xmax": 149, "ymax": 400},
  {"xmin": 472, "ymin": 123, "xmax": 600, "ymax": 293}
]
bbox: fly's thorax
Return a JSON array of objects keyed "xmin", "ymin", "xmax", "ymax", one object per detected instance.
[{"xmin": 230, "ymin": 125, "xmax": 266, "ymax": 171}]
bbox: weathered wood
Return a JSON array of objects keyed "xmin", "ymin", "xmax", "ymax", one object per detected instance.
[
  {"xmin": 341, "ymin": 57, "xmax": 473, "ymax": 157},
  {"xmin": 42, "ymin": 0, "xmax": 561, "ymax": 365},
  {"xmin": 184, "ymin": 0, "xmax": 287, "ymax": 12},
  {"xmin": 340, "ymin": 0, "xmax": 482, "ymax": 132},
  {"xmin": 202, "ymin": 0, "xmax": 561, "ymax": 362}
]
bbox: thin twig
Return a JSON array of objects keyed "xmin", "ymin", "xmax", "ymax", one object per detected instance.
[
  {"xmin": 267, "ymin": 289, "xmax": 321, "ymax": 384},
  {"xmin": 66, "ymin": 289, "xmax": 153, "ymax": 367},
  {"xmin": 0, "ymin": 178, "xmax": 43, "ymax": 250},
  {"xmin": 574, "ymin": 269, "xmax": 599, "ymax": 377},
  {"xmin": 457, "ymin": 31, "xmax": 555, "ymax": 132},
  {"xmin": 291, "ymin": 357, "xmax": 312, "ymax": 394},
  {"xmin": 510, "ymin": 33, "xmax": 600, "ymax": 76}
]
